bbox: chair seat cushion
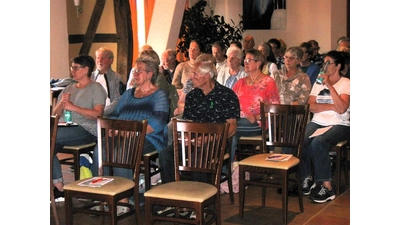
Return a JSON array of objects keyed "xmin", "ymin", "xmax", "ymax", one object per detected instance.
[
  {"xmin": 239, "ymin": 135, "xmax": 262, "ymax": 141},
  {"xmin": 62, "ymin": 142, "xmax": 97, "ymax": 151},
  {"xmin": 64, "ymin": 176, "xmax": 134, "ymax": 195},
  {"xmin": 144, "ymin": 181, "xmax": 217, "ymax": 202},
  {"xmin": 239, "ymin": 153, "xmax": 300, "ymax": 170}
]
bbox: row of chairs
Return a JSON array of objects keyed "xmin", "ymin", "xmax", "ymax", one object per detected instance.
[{"xmin": 51, "ymin": 102, "xmax": 349, "ymax": 224}]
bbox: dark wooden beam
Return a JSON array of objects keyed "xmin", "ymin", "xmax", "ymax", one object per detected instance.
[
  {"xmin": 113, "ymin": 0, "xmax": 133, "ymax": 83},
  {"xmin": 69, "ymin": 34, "xmax": 118, "ymax": 44},
  {"xmin": 79, "ymin": 0, "xmax": 106, "ymax": 55}
]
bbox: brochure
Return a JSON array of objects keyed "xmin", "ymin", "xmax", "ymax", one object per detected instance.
[
  {"xmin": 78, "ymin": 177, "xmax": 114, "ymax": 187},
  {"xmin": 265, "ymin": 154, "xmax": 292, "ymax": 162}
]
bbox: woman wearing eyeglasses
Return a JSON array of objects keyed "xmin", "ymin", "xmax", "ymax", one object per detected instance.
[
  {"xmin": 300, "ymin": 50, "xmax": 350, "ymax": 204},
  {"xmin": 271, "ymin": 46, "xmax": 312, "ymax": 106},
  {"xmin": 229, "ymin": 49, "xmax": 280, "ymax": 163},
  {"xmin": 52, "ymin": 55, "xmax": 107, "ymax": 200}
]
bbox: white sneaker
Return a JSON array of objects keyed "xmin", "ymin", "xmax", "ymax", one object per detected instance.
[
  {"xmin": 117, "ymin": 206, "xmax": 130, "ymax": 216},
  {"xmin": 151, "ymin": 172, "xmax": 162, "ymax": 185}
]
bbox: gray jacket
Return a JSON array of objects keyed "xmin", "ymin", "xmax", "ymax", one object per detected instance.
[{"xmin": 91, "ymin": 68, "xmax": 125, "ymax": 116}]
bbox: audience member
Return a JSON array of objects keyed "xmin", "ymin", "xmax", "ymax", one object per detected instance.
[
  {"xmin": 161, "ymin": 48, "xmax": 179, "ymax": 84},
  {"xmin": 336, "ymin": 36, "xmax": 350, "ymax": 53},
  {"xmin": 267, "ymin": 38, "xmax": 283, "ymax": 69},
  {"xmin": 172, "ymin": 40, "xmax": 203, "ymax": 93},
  {"xmin": 257, "ymin": 41, "xmax": 278, "ymax": 75},
  {"xmin": 336, "ymin": 37, "xmax": 350, "ymax": 78},
  {"xmin": 300, "ymin": 50, "xmax": 350, "ymax": 204},
  {"xmin": 308, "ymin": 40, "xmax": 325, "ymax": 68},
  {"xmin": 127, "ymin": 49, "xmax": 169, "ymax": 96},
  {"xmin": 277, "ymin": 38, "xmax": 287, "ymax": 69},
  {"xmin": 230, "ymin": 49, "xmax": 280, "ymax": 163},
  {"xmin": 271, "ymin": 46, "xmax": 311, "ymax": 106},
  {"xmin": 242, "ymin": 35, "xmax": 255, "ymax": 52},
  {"xmin": 159, "ymin": 53, "xmax": 240, "ymax": 184},
  {"xmin": 211, "ymin": 41, "xmax": 227, "ymax": 74},
  {"xmin": 52, "ymin": 55, "xmax": 107, "ymax": 200},
  {"xmin": 92, "ymin": 55, "xmax": 169, "ymax": 180},
  {"xmin": 217, "ymin": 46, "xmax": 247, "ymax": 88},
  {"xmin": 230, "ymin": 40, "xmax": 242, "ymax": 49},
  {"xmin": 299, "ymin": 42, "xmax": 320, "ymax": 86},
  {"xmin": 91, "ymin": 47, "xmax": 125, "ymax": 116}
]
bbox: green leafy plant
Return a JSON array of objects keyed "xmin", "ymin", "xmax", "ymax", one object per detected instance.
[{"xmin": 177, "ymin": 0, "xmax": 244, "ymax": 57}]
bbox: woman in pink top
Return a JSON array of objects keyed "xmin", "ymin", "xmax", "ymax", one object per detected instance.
[{"xmin": 230, "ymin": 49, "xmax": 280, "ymax": 162}]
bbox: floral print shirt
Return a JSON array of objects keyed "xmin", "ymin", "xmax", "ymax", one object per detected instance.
[{"xmin": 271, "ymin": 67, "xmax": 311, "ymax": 105}]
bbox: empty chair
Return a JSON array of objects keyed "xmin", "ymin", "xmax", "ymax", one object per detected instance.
[
  {"xmin": 239, "ymin": 103, "xmax": 310, "ymax": 225},
  {"xmin": 144, "ymin": 118, "xmax": 230, "ymax": 224},
  {"xmin": 63, "ymin": 117, "xmax": 148, "ymax": 225}
]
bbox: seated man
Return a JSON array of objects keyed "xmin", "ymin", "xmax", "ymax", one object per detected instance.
[{"xmin": 159, "ymin": 53, "xmax": 240, "ymax": 184}]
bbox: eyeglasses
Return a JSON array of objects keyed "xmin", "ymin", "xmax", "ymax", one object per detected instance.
[
  {"xmin": 132, "ymin": 69, "xmax": 149, "ymax": 74},
  {"xmin": 283, "ymin": 55, "xmax": 298, "ymax": 60},
  {"xmin": 322, "ymin": 61, "xmax": 334, "ymax": 71},
  {"xmin": 70, "ymin": 66, "xmax": 84, "ymax": 71},
  {"xmin": 243, "ymin": 58, "xmax": 258, "ymax": 63}
]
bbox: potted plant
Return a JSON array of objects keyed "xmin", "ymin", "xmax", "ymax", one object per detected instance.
[{"xmin": 177, "ymin": 0, "xmax": 244, "ymax": 57}]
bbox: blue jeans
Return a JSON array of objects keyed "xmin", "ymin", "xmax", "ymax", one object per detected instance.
[
  {"xmin": 300, "ymin": 122, "xmax": 350, "ymax": 183},
  {"xmin": 230, "ymin": 118, "xmax": 261, "ymax": 162},
  {"xmin": 53, "ymin": 125, "xmax": 97, "ymax": 184},
  {"xmin": 91, "ymin": 137, "xmax": 156, "ymax": 177}
]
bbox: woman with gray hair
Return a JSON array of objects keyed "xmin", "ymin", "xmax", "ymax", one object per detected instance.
[
  {"xmin": 257, "ymin": 41, "xmax": 278, "ymax": 75},
  {"xmin": 216, "ymin": 46, "xmax": 248, "ymax": 89},
  {"xmin": 271, "ymin": 46, "xmax": 311, "ymax": 106}
]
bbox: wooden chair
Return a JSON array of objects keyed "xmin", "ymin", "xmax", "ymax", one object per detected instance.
[
  {"xmin": 141, "ymin": 150, "xmax": 161, "ymax": 191},
  {"xmin": 235, "ymin": 135, "xmax": 263, "ymax": 161},
  {"xmin": 144, "ymin": 118, "xmax": 230, "ymax": 225},
  {"xmin": 330, "ymin": 139, "xmax": 350, "ymax": 194},
  {"xmin": 220, "ymin": 137, "xmax": 234, "ymax": 204},
  {"xmin": 50, "ymin": 114, "xmax": 60, "ymax": 225},
  {"xmin": 59, "ymin": 142, "xmax": 97, "ymax": 180},
  {"xmin": 239, "ymin": 103, "xmax": 310, "ymax": 225},
  {"xmin": 63, "ymin": 117, "xmax": 148, "ymax": 225}
]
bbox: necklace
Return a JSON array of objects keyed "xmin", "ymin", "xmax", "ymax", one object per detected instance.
[
  {"xmin": 137, "ymin": 87, "xmax": 151, "ymax": 97},
  {"xmin": 249, "ymin": 72, "xmax": 262, "ymax": 85}
]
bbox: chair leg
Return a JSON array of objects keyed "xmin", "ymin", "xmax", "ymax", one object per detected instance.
[
  {"xmin": 238, "ymin": 165, "xmax": 245, "ymax": 218},
  {"xmin": 335, "ymin": 146, "xmax": 341, "ymax": 195},
  {"xmin": 282, "ymin": 172, "xmax": 288, "ymax": 225},
  {"xmin": 227, "ymin": 159, "xmax": 234, "ymax": 204},
  {"xmin": 65, "ymin": 191, "xmax": 73, "ymax": 225},
  {"xmin": 73, "ymin": 152, "xmax": 80, "ymax": 180},
  {"xmin": 143, "ymin": 156, "xmax": 151, "ymax": 192}
]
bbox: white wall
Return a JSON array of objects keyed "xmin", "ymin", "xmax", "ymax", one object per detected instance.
[
  {"xmin": 211, "ymin": 0, "xmax": 347, "ymax": 54},
  {"xmin": 50, "ymin": 1, "xmax": 69, "ymax": 79}
]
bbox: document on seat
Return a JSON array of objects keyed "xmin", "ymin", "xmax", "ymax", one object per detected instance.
[
  {"xmin": 309, "ymin": 126, "xmax": 332, "ymax": 138},
  {"xmin": 265, "ymin": 154, "xmax": 292, "ymax": 162},
  {"xmin": 78, "ymin": 177, "xmax": 114, "ymax": 187}
]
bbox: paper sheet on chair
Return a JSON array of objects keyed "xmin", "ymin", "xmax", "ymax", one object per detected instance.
[{"xmin": 309, "ymin": 126, "xmax": 332, "ymax": 138}]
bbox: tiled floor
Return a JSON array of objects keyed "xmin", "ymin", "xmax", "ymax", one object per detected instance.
[{"xmin": 51, "ymin": 153, "xmax": 350, "ymax": 225}]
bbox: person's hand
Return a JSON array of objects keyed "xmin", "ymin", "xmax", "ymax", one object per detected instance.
[
  {"xmin": 246, "ymin": 114, "xmax": 257, "ymax": 124},
  {"xmin": 62, "ymin": 100, "xmax": 74, "ymax": 111}
]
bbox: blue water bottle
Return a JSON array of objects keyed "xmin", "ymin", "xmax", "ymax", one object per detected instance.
[{"xmin": 64, "ymin": 110, "xmax": 72, "ymax": 123}]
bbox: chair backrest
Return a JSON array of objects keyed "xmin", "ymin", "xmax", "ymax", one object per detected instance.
[
  {"xmin": 96, "ymin": 117, "xmax": 148, "ymax": 181},
  {"xmin": 171, "ymin": 118, "xmax": 230, "ymax": 187},
  {"xmin": 260, "ymin": 103, "xmax": 310, "ymax": 157}
]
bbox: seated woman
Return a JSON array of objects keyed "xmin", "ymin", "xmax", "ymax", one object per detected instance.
[
  {"xmin": 300, "ymin": 50, "xmax": 350, "ymax": 204},
  {"xmin": 230, "ymin": 49, "xmax": 280, "ymax": 163},
  {"xmin": 93, "ymin": 55, "xmax": 170, "ymax": 173},
  {"xmin": 52, "ymin": 55, "xmax": 107, "ymax": 200}
]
